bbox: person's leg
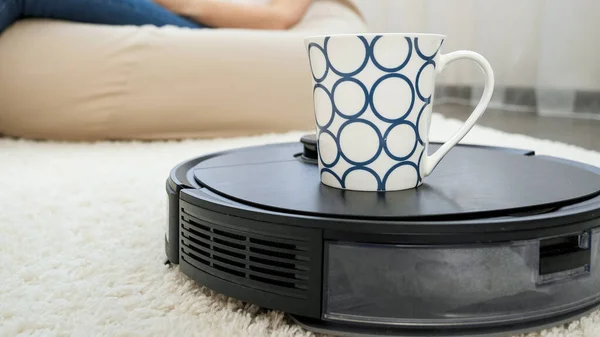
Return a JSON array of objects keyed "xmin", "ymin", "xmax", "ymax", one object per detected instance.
[
  {"xmin": 21, "ymin": 0, "xmax": 206, "ymax": 28},
  {"xmin": 0, "ymin": 0, "xmax": 23, "ymax": 33}
]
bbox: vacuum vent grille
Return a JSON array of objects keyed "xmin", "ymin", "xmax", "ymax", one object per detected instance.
[{"xmin": 180, "ymin": 212, "xmax": 311, "ymax": 298}]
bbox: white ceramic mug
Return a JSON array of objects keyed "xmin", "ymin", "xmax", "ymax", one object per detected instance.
[{"xmin": 304, "ymin": 33, "xmax": 494, "ymax": 191}]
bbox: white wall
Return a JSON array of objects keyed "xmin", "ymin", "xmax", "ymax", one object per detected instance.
[{"xmin": 352, "ymin": 0, "xmax": 600, "ymax": 91}]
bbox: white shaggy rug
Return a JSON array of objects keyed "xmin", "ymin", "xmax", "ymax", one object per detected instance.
[{"xmin": 1, "ymin": 113, "xmax": 600, "ymax": 337}]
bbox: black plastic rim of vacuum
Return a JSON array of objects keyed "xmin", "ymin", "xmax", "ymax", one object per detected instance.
[
  {"xmin": 165, "ymin": 138, "xmax": 600, "ymax": 337},
  {"xmin": 290, "ymin": 300, "xmax": 600, "ymax": 337}
]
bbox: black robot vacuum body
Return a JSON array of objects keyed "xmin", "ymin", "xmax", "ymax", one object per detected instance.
[{"xmin": 165, "ymin": 135, "xmax": 600, "ymax": 337}]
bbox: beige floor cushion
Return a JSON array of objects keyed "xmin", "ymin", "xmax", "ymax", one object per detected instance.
[{"xmin": 0, "ymin": 0, "xmax": 367, "ymax": 140}]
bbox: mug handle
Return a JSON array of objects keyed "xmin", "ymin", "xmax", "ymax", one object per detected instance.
[{"xmin": 422, "ymin": 51, "xmax": 495, "ymax": 176}]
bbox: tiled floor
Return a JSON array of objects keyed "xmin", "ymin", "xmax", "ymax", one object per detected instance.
[{"xmin": 436, "ymin": 103, "xmax": 600, "ymax": 151}]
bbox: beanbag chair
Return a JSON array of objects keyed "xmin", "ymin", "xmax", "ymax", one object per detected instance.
[{"xmin": 0, "ymin": 0, "xmax": 367, "ymax": 140}]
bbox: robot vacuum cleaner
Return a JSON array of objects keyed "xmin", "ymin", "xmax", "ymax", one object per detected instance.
[{"xmin": 165, "ymin": 134, "xmax": 600, "ymax": 337}]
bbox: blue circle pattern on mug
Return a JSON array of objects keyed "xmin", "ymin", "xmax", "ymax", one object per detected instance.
[{"xmin": 311, "ymin": 36, "xmax": 443, "ymax": 191}]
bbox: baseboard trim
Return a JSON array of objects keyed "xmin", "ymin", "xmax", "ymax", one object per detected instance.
[{"xmin": 434, "ymin": 85, "xmax": 600, "ymax": 119}]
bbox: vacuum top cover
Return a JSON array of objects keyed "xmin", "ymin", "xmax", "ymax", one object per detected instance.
[{"xmin": 192, "ymin": 142, "xmax": 600, "ymax": 221}]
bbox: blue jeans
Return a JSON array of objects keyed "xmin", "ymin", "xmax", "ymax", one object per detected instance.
[{"xmin": 0, "ymin": 0, "xmax": 205, "ymax": 34}]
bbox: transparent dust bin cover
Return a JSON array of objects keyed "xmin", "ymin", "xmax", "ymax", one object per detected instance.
[{"xmin": 323, "ymin": 228, "xmax": 600, "ymax": 327}]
